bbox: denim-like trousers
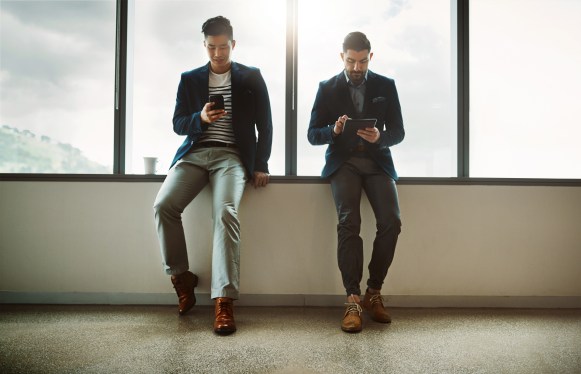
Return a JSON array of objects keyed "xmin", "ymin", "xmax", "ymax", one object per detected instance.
[
  {"xmin": 329, "ymin": 155, "xmax": 402, "ymax": 296},
  {"xmin": 153, "ymin": 147, "xmax": 246, "ymax": 299}
]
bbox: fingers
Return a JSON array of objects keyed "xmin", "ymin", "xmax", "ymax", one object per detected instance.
[
  {"xmin": 357, "ymin": 127, "xmax": 380, "ymax": 143},
  {"xmin": 202, "ymin": 102, "xmax": 227, "ymax": 123},
  {"xmin": 207, "ymin": 109, "xmax": 226, "ymax": 123},
  {"xmin": 252, "ymin": 172, "xmax": 270, "ymax": 188},
  {"xmin": 334, "ymin": 115, "xmax": 349, "ymax": 135},
  {"xmin": 252, "ymin": 178, "xmax": 265, "ymax": 188}
]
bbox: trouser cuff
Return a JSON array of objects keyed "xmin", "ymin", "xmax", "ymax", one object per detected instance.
[
  {"xmin": 211, "ymin": 289, "xmax": 239, "ymax": 300},
  {"xmin": 164, "ymin": 266, "xmax": 189, "ymax": 276}
]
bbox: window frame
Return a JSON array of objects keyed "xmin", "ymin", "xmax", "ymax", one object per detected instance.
[{"xmin": 1, "ymin": 0, "xmax": 580, "ymax": 187}]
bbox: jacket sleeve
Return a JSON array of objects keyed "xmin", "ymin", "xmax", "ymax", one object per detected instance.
[
  {"xmin": 172, "ymin": 74, "xmax": 207, "ymax": 138},
  {"xmin": 252, "ymin": 69, "xmax": 273, "ymax": 173},
  {"xmin": 307, "ymin": 82, "xmax": 341, "ymax": 146},
  {"xmin": 376, "ymin": 80, "xmax": 405, "ymax": 148}
]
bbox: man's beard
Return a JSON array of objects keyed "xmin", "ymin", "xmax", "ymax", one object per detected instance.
[{"xmin": 349, "ymin": 71, "xmax": 364, "ymax": 85}]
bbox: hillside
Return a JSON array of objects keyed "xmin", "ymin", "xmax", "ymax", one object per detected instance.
[{"xmin": 0, "ymin": 125, "xmax": 109, "ymax": 174}]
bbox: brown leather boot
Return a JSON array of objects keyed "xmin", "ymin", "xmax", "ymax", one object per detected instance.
[
  {"xmin": 341, "ymin": 302, "xmax": 362, "ymax": 333},
  {"xmin": 170, "ymin": 271, "xmax": 198, "ymax": 316},
  {"xmin": 361, "ymin": 290, "xmax": 391, "ymax": 323},
  {"xmin": 214, "ymin": 297, "xmax": 236, "ymax": 334}
]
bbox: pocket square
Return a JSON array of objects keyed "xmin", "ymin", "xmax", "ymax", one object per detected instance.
[{"xmin": 372, "ymin": 96, "xmax": 386, "ymax": 103}]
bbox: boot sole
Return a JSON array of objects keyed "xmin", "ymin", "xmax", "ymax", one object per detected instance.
[
  {"xmin": 214, "ymin": 326, "xmax": 237, "ymax": 335},
  {"xmin": 341, "ymin": 326, "xmax": 362, "ymax": 333}
]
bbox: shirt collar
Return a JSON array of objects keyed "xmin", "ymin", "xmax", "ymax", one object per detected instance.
[{"xmin": 343, "ymin": 70, "xmax": 368, "ymax": 87}]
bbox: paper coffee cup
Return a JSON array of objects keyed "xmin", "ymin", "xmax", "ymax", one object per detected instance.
[{"xmin": 143, "ymin": 157, "xmax": 158, "ymax": 174}]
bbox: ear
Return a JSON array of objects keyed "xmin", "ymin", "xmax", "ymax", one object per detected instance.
[
  {"xmin": 369, "ymin": 52, "xmax": 374, "ymax": 61},
  {"xmin": 340, "ymin": 52, "xmax": 344, "ymax": 61},
  {"xmin": 231, "ymin": 40, "xmax": 236, "ymax": 50}
]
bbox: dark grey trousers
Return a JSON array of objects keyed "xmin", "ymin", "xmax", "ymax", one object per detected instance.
[{"xmin": 329, "ymin": 155, "xmax": 401, "ymax": 296}]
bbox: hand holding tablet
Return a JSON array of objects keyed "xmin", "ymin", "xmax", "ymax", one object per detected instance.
[
  {"xmin": 343, "ymin": 118, "xmax": 377, "ymax": 136},
  {"xmin": 342, "ymin": 118, "xmax": 380, "ymax": 143}
]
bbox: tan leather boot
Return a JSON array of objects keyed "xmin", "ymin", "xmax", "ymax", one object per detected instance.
[
  {"xmin": 170, "ymin": 271, "xmax": 198, "ymax": 315},
  {"xmin": 214, "ymin": 297, "xmax": 236, "ymax": 334},
  {"xmin": 361, "ymin": 291, "xmax": 391, "ymax": 323},
  {"xmin": 341, "ymin": 302, "xmax": 362, "ymax": 332}
]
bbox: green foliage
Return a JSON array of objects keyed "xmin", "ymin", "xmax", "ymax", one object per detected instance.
[{"xmin": 0, "ymin": 125, "xmax": 109, "ymax": 173}]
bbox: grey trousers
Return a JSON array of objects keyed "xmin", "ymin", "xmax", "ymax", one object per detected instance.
[
  {"xmin": 153, "ymin": 147, "xmax": 247, "ymax": 299},
  {"xmin": 329, "ymin": 155, "xmax": 402, "ymax": 296}
]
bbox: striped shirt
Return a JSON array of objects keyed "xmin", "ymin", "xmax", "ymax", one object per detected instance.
[{"xmin": 198, "ymin": 69, "xmax": 236, "ymax": 145}]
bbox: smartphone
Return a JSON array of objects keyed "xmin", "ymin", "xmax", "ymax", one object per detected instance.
[{"xmin": 209, "ymin": 94, "xmax": 224, "ymax": 110}]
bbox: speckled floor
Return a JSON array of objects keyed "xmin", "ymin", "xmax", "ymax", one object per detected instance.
[{"xmin": 0, "ymin": 305, "xmax": 580, "ymax": 374}]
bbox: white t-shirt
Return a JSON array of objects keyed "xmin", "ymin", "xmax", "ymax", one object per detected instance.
[{"xmin": 198, "ymin": 69, "xmax": 236, "ymax": 144}]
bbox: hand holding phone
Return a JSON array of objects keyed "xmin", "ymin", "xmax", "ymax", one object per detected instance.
[
  {"xmin": 202, "ymin": 94, "xmax": 226, "ymax": 124},
  {"xmin": 209, "ymin": 94, "xmax": 224, "ymax": 110}
]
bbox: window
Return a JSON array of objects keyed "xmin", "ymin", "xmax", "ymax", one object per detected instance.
[
  {"xmin": 126, "ymin": 0, "xmax": 286, "ymax": 174},
  {"xmin": 2, "ymin": 0, "xmax": 580, "ymax": 182},
  {"xmin": 470, "ymin": 0, "xmax": 581, "ymax": 178},
  {"xmin": 296, "ymin": 0, "xmax": 457, "ymax": 177},
  {"xmin": 0, "ymin": 0, "xmax": 116, "ymax": 173}
]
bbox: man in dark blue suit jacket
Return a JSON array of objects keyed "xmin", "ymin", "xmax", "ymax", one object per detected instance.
[
  {"xmin": 308, "ymin": 32, "xmax": 404, "ymax": 333},
  {"xmin": 153, "ymin": 16, "xmax": 272, "ymax": 335},
  {"xmin": 170, "ymin": 60, "xmax": 272, "ymax": 180}
]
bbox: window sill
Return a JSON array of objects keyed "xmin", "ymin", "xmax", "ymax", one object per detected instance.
[{"xmin": 1, "ymin": 173, "xmax": 580, "ymax": 186}]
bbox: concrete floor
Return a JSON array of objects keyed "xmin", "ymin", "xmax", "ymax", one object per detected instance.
[{"xmin": 0, "ymin": 305, "xmax": 580, "ymax": 374}]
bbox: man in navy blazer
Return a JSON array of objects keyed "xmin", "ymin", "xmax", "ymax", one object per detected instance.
[
  {"xmin": 153, "ymin": 16, "xmax": 272, "ymax": 335},
  {"xmin": 170, "ymin": 59, "xmax": 272, "ymax": 179},
  {"xmin": 308, "ymin": 32, "xmax": 404, "ymax": 333}
]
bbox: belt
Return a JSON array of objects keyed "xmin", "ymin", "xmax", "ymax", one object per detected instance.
[
  {"xmin": 354, "ymin": 144, "xmax": 366, "ymax": 152},
  {"xmin": 194, "ymin": 141, "xmax": 237, "ymax": 149}
]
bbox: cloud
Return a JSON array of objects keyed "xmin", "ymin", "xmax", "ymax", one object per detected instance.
[
  {"xmin": 0, "ymin": 0, "xmax": 116, "ymax": 164},
  {"xmin": 384, "ymin": 0, "xmax": 411, "ymax": 19},
  {"xmin": 1, "ymin": 1, "xmax": 115, "ymax": 83}
]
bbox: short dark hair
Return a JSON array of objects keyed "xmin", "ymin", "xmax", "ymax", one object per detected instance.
[
  {"xmin": 342, "ymin": 32, "xmax": 371, "ymax": 52},
  {"xmin": 201, "ymin": 16, "xmax": 233, "ymax": 40}
]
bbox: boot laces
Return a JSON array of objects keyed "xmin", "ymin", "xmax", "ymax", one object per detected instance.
[
  {"xmin": 344, "ymin": 302, "xmax": 362, "ymax": 315},
  {"xmin": 217, "ymin": 300, "xmax": 233, "ymax": 316},
  {"xmin": 369, "ymin": 294, "xmax": 385, "ymax": 306}
]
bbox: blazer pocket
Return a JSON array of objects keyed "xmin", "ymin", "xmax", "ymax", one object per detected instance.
[{"xmin": 372, "ymin": 96, "xmax": 386, "ymax": 104}]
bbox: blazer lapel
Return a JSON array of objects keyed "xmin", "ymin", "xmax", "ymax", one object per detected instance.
[
  {"xmin": 230, "ymin": 62, "xmax": 240, "ymax": 125},
  {"xmin": 336, "ymin": 72, "xmax": 357, "ymax": 117},
  {"xmin": 362, "ymin": 70, "xmax": 378, "ymax": 117},
  {"xmin": 196, "ymin": 63, "xmax": 210, "ymax": 105}
]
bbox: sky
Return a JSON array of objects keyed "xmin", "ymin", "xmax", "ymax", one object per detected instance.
[
  {"xmin": 1, "ymin": 0, "xmax": 455, "ymax": 175},
  {"xmin": 295, "ymin": 0, "xmax": 455, "ymax": 176},
  {"xmin": 0, "ymin": 0, "xmax": 116, "ymax": 168},
  {"xmin": 130, "ymin": 0, "xmax": 456, "ymax": 175},
  {"xmin": 1, "ymin": 0, "xmax": 580, "ymax": 177},
  {"xmin": 128, "ymin": 0, "xmax": 287, "ymax": 173},
  {"xmin": 470, "ymin": 0, "xmax": 581, "ymax": 178}
]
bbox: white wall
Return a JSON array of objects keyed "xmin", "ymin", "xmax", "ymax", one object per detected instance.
[{"xmin": 1, "ymin": 181, "xmax": 580, "ymax": 306}]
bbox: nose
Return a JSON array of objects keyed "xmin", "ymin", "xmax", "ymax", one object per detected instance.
[{"xmin": 354, "ymin": 62, "xmax": 362, "ymax": 72}]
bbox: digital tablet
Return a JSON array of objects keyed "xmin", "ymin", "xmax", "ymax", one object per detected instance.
[{"xmin": 343, "ymin": 118, "xmax": 377, "ymax": 137}]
